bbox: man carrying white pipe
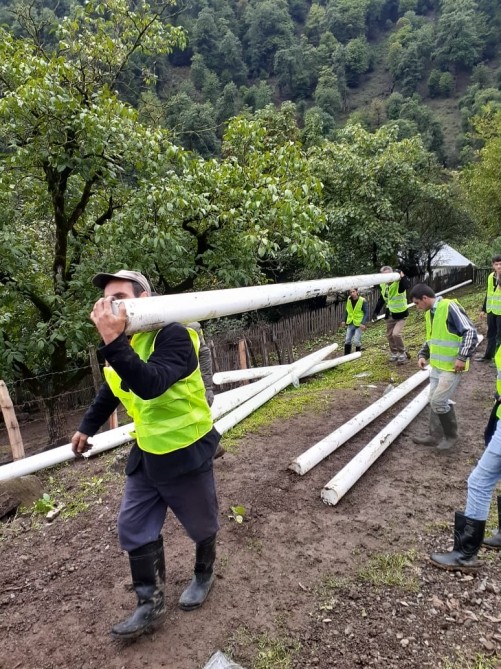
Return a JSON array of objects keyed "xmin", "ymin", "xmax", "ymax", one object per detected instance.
[
  {"xmin": 410, "ymin": 283, "xmax": 478, "ymax": 450},
  {"xmin": 429, "ymin": 345, "xmax": 501, "ymax": 571},
  {"xmin": 371, "ymin": 266, "xmax": 411, "ymax": 364},
  {"xmin": 71, "ymin": 270, "xmax": 221, "ymax": 640},
  {"xmin": 340, "ymin": 287, "xmax": 368, "ymax": 355}
]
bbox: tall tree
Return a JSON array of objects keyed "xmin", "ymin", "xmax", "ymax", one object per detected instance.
[{"xmin": 0, "ymin": 0, "xmax": 186, "ymax": 442}]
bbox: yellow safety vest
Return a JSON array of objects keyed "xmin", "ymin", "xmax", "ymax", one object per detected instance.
[
  {"xmin": 425, "ymin": 299, "xmax": 469, "ymax": 372},
  {"xmin": 486, "ymin": 272, "xmax": 501, "ymax": 315},
  {"xmin": 380, "ymin": 281, "xmax": 407, "ymax": 314},
  {"xmin": 104, "ymin": 327, "xmax": 213, "ymax": 455},
  {"xmin": 346, "ymin": 297, "xmax": 366, "ymax": 327}
]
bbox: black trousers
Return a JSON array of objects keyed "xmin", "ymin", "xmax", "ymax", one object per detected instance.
[{"xmin": 485, "ymin": 312, "xmax": 501, "ymax": 359}]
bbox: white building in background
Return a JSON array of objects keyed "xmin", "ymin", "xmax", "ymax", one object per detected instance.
[{"xmin": 431, "ymin": 243, "xmax": 474, "ymax": 271}]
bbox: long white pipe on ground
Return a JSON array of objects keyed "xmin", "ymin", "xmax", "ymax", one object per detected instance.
[
  {"xmin": 115, "ymin": 273, "xmax": 399, "ymax": 334},
  {"xmin": 214, "ymin": 342, "xmax": 340, "ymax": 435},
  {"xmin": 209, "ymin": 342, "xmax": 336, "ymax": 420},
  {"xmin": 0, "ymin": 423, "xmax": 135, "ymax": 481},
  {"xmin": 321, "ymin": 386, "xmax": 429, "ymax": 506},
  {"xmin": 288, "ymin": 368, "xmax": 430, "ymax": 475},
  {"xmin": 212, "ymin": 349, "xmax": 363, "ymax": 385}
]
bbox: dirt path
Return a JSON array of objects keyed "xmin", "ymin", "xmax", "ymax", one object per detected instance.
[{"xmin": 1, "ymin": 350, "xmax": 500, "ymax": 669}]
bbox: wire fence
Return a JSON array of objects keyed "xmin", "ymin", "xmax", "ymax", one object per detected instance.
[{"xmin": 0, "ymin": 265, "xmax": 487, "ymax": 463}]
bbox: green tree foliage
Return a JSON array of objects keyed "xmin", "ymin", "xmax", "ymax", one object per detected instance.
[
  {"xmin": 387, "ymin": 15, "xmax": 434, "ymax": 95},
  {"xmin": 325, "ymin": 0, "xmax": 370, "ymax": 43},
  {"xmin": 460, "ymin": 107, "xmax": 501, "ymax": 237},
  {"xmin": 314, "ymin": 67, "xmax": 343, "ymax": 116},
  {"xmin": 304, "ymin": 3, "xmax": 328, "ymax": 46},
  {"xmin": 0, "ymin": 3, "xmax": 330, "ymax": 436},
  {"xmin": 243, "ymin": 0, "xmax": 295, "ymax": 76},
  {"xmin": 310, "ymin": 123, "xmax": 457, "ymax": 274},
  {"xmin": 433, "ymin": 0, "xmax": 484, "ymax": 71},
  {"xmin": 344, "ymin": 36, "xmax": 372, "ymax": 87},
  {"xmin": 0, "ymin": 0, "xmax": 186, "ymax": 442}
]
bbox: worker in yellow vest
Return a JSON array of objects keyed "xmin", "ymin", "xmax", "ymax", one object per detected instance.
[
  {"xmin": 410, "ymin": 283, "xmax": 477, "ymax": 451},
  {"xmin": 341, "ymin": 287, "xmax": 369, "ymax": 355},
  {"xmin": 430, "ymin": 345, "xmax": 501, "ymax": 572},
  {"xmin": 475, "ymin": 254, "xmax": 501, "ymax": 362},
  {"xmin": 372, "ymin": 266, "xmax": 411, "ymax": 364},
  {"xmin": 71, "ymin": 270, "xmax": 221, "ymax": 640}
]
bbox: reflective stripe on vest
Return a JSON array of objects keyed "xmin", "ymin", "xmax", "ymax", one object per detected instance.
[
  {"xmin": 380, "ymin": 281, "xmax": 407, "ymax": 314},
  {"xmin": 425, "ymin": 299, "xmax": 469, "ymax": 372},
  {"xmin": 486, "ymin": 272, "xmax": 501, "ymax": 315},
  {"xmin": 104, "ymin": 327, "xmax": 213, "ymax": 455},
  {"xmin": 346, "ymin": 297, "xmax": 365, "ymax": 327}
]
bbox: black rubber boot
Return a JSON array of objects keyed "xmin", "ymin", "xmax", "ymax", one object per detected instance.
[
  {"xmin": 355, "ymin": 346, "xmax": 361, "ymax": 352},
  {"xmin": 412, "ymin": 411, "xmax": 443, "ymax": 446},
  {"xmin": 178, "ymin": 534, "xmax": 216, "ymax": 611},
  {"xmin": 430, "ymin": 512, "xmax": 485, "ymax": 572},
  {"xmin": 483, "ymin": 495, "xmax": 501, "ymax": 549},
  {"xmin": 344, "ymin": 343, "xmax": 352, "ymax": 356},
  {"xmin": 436, "ymin": 407, "xmax": 458, "ymax": 450},
  {"xmin": 111, "ymin": 537, "xmax": 166, "ymax": 640}
]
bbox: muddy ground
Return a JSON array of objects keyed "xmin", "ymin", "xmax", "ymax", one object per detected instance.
[{"xmin": 1, "ymin": 322, "xmax": 501, "ymax": 669}]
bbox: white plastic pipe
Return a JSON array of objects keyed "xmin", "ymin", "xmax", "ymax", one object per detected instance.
[
  {"xmin": 0, "ymin": 422, "xmax": 135, "ymax": 481},
  {"xmin": 289, "ymin": 368, "xmax": 430, "ymax": 475},
  {"xmin": 214, "ymin": 342, "xmax": 340, "ymax": 435},
  {"xmin": 321, "ymin": 386, "xmax": 429, "ymax": 506},
  {"xmin": 376, "ymin": 279, "xmax": 473, "ymax": 320},
  {"xmin": 213, "ymin": 349, "xmax": 365, "ymax": 385},
  {"xmin": 0, "ymin": 344, "xmax": 337, "ymax": 481},
  {"xmin": 115, "ymin": 273, "xmax": 399, "ymax": 334}
]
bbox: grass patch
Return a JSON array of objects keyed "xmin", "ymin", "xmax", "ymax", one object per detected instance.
[
  {"xmin": 357, "ymin": 550, "xmax": 419, "ymax": 591},
  {"xmin": 254, "ymin": 633, "xmax": 300, "ymax": 669},
  {"xmin": 440, "ymin": 653, "xmax": 501, "ymax": 669},
  {"xmin": 225, "ymin": 627, "xmax": 300, "ymax": 669},
  {"xmin": 424, "ymin": 519, "xmax": 450, "ymax": 534}
]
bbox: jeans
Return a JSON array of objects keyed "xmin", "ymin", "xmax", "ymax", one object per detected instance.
[
  {"xmin": 345, "ymin": 324, "xmax": 363, "ymax": 347},
  {"xmin": 465, "ymin": 420, "xmax": 501, "ymax": 520},
  {"xmin": 428, "ymin": 367, "xmax": 463, "ymax": 414}
]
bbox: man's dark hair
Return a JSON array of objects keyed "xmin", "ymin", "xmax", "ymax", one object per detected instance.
[
  {"xmin": 409, "ymin": 283, "xmax": 436, "ymax": 300},
  {"xmin": 492, "ymin": 254, "xmax": 501, "ymax": 263}
]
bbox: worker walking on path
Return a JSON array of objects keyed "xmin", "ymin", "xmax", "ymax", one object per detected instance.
[
  {"xmin": 341, "ymin": 287, "xmax": 368, "ymax": 355},
  {"xmin": 372, "ymin": 266, "xmax": 411, "ymax": 364},
  {"xmin": 475, "ymin": 254, "xmax": 501, "ymax": 362},
  {"xmin": 72, "ymin": 270, "xmax": 221, "ymax": 640},
  {"xmin": 410, "ymin": 283, "xmax": 477, "ymax": 451},
  {"xmin": 430, "ymin": 345, "xmax": 501, "ymax": 571}
]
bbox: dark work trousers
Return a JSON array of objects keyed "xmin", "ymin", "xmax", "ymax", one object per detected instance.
[
  {"xmin": 118, "ymin": 464, "xmax": 220, "ymax": 552},
  {"xmin": 485, "ymin": 312, "xmax": 501, "ymax": 359}
]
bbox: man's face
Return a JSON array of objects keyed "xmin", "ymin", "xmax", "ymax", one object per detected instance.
[
  {"xmin": 412, "ymin": 296, "xmax": 432, "ymax": 311},
  {"xmin": 104, "ymin": 279, "xmax": 146, "ymax": 300},
  {"xmin": 493, "ymin": 260, "xmax": 501, "ymax": 274},
  {"xmin": 349, "ymin": 289, "xmax": 359, "ymax": 299}
]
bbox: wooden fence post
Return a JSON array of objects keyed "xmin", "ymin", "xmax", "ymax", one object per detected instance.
[
  {"xmin": 0, "ymin": 380, "xmax": 25, "ymax": 461},
  {"xmin": 89, "ymin": 346, "xmax": 118, "ymax": 430},
  {"xmin": 88, "ymin": 345, "xmax": 102, "ymax": 394},
  {"xmin": 238, "ymin": 339, "xmax": 249, "ymax": 384}
]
